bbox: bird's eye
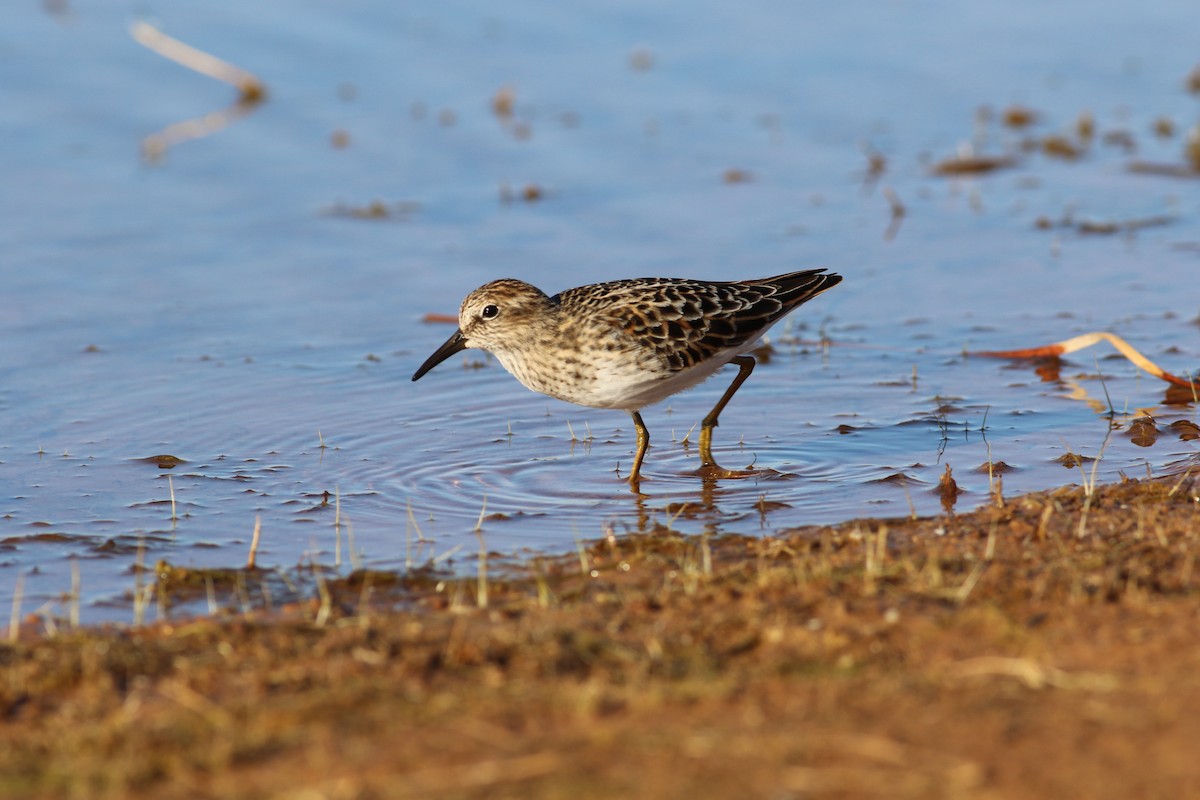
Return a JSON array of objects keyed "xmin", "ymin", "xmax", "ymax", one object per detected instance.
[{"xmin": 481, "ymin": 304, "xmax": 500, "ymax": 320}]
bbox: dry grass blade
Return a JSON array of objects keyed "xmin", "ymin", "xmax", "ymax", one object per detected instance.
[
  {"xmin": 946, "ymin": 656, "xmax": 1117, "ymax": 691},
  {"xmin": 475, "ymin": 497, "xmax": 489, "ymax": 609},
  {"xmin": 158, "ymin": 679, "xmax": 235, "ymax": 730},
  {"xmin": 974, "ymin": 331, "xmax": 1199, "ymax": 389},
  {"xmin": 8, "ymin": 574, "xmax": 23, "ymax": 643},
  {"xmin": 399, "ymin": 752, "xmax": 563, "ymax": 795}
]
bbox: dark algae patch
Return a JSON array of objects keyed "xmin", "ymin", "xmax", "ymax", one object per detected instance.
[{"xmin": 3, "ymin": 476, "xmax": 1200, "ymax": 798}]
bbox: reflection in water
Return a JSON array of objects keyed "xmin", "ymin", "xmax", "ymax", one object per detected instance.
[
  {"xmin": 619, "ymin": 471, "xmax": 795, "ymax": 541},
  {"xmin": 141, "ymin": 99, "xmax": 263, "ymax": 163},
  {"xmin": 1004, "ymin": 358, "xmax": 1199, "ymax": 444}
]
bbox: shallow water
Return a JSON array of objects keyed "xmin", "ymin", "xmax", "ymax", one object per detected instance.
[{"xmin": 2, "ymin": 0, "xmax": 1198, "ymax": 623}]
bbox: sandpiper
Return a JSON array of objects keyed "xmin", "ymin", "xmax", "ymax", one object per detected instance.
[{"xmin": 412, "ymin": 269, "xmax": 841, "ymax": 485}]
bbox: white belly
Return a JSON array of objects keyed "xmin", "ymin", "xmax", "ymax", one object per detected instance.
[{"xmin": 499, "ymin": 346, "xmax": 745, "ymax": 411}]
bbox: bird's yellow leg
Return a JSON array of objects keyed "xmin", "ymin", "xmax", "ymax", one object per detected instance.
[
  {"xmin": 627, "ymin": 410, "xmax": 650, "ymax": 487},
  {"xmin": 699, "ymin": 356, "xmax": 755, "ymax": 475}
]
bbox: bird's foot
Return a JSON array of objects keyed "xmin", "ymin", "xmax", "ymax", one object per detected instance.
[
  {"xmin": 626, "ymin": 474, "xmax": 650, "ymax": 495},
  {"xmin": 696, "ymin": 462, "xmax": 782, "ymax": 481}
]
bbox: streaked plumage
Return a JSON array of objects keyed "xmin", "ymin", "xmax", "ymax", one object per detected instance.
[{"xmin": 412, "ymin": 269, "xmax": 841, "ymax": 485}]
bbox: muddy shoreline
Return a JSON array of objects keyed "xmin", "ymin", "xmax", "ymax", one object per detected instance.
[{"xmin": 3, "ymin": 473, "xmax": 1200, "ymax": 798}]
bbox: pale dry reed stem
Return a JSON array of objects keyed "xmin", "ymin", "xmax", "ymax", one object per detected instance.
[
  {"xmin": 246, "ymin": 515, "xmax": 262, "ymax": 569},
  {"xmin": 131, "ymin": 22, "xmax": 266, "ymax": 98}
]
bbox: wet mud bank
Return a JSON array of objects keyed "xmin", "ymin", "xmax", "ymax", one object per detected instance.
[{"xmin": 4, "ymin": 473, "xmax": 1200, "ymax": 798}]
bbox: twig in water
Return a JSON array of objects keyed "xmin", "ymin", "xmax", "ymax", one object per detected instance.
[
  {"xmin": 680, "ymin": 421, "xmax": 698, "ymax": 446},
  {"xmin": 431, "ymin": 544, "xmax": 465, "ymax": 565},
  {"xmin": 406, "ymin": 500, "xmax": 426, "ymax": 542},
  {"xmin": 899, "ymin": 475, "xmax": 917, "ymax": 520},
  {"xmin": 131, "ymin": 22, "xmax": 266, "ymax": 99},
  {"xmin": 246, "ymin": 515, "xmax": 262, "ymax": 569},
  {"xmin": 474, "ymin": 495, "xmax": 489, "ymax": 534},
  {"xmin": 133, "ymin": 535, "xmax": 147, "ymax": 626},
  {"xmin": 974, "ymin": 331, "xmax": 1199, "ymax": 390},
  {"xmin": 1094, "ymin": 355, "xmax": 1115, "ymax": 417}
]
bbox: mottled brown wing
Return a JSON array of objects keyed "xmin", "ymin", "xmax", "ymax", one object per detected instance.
[{"xmin": 559, "ymin": 269, "xmax": 840, "ymax": 372}]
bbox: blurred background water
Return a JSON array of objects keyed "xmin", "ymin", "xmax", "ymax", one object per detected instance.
[{"xmin": 1, "ymin": 0, "xmax": 1197, "ymax": 622}]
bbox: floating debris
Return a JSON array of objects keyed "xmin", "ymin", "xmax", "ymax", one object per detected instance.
[
  {"xmin": 1055, "ymin": 452, "xmax": 1095, "ymax": 469},
  {"xmin": 138, "ymin": 455, "xmax": 187, "ymax": 469},
  {"xmin": 1033, "ymin": 213, "xmax": 1175, "ymax": 235},
  {"xmin": 499, "ymin": 183, "xmax": 544, "ymax": 203},
  {"xmin": 492, "ymin": 85, "xmax": 515, "ymax": 118},
  {"xmin": 936, "ymin": 464, "xmax": 961, "ymax": 512},
  {"xmin": 629, "ymin": 47, "xmax": 654, "ymax": 71},
  {"xmin": 1001, "ymin": 105, "xmax": 1038, "ymax": 128},
  {"xmin": 324, "ymin": 200, "xmax": 421, "ymax": 220},
  {"xmin": 1040, "ymin": 134, "xmax": 1084, "ymax": 160},
  {"xmin": 1170, "ymin": 420, "xmax": 1200, "ymax": 441},
  {"xmin": 932, "ymin": 151, "xmax": 1017, "ymax": 175},
  {"xmin": 1124, "ymin": 416, "xmax": 1159, "ymax": 448},
  {"xmin": 1187, "ymin": 63, "xmax": 1200, "ymax": 94}
]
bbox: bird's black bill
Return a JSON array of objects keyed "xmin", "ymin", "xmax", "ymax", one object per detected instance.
[{"xmin": 411, "ymin": 329, "xmax": 468, "ymax": 381}]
